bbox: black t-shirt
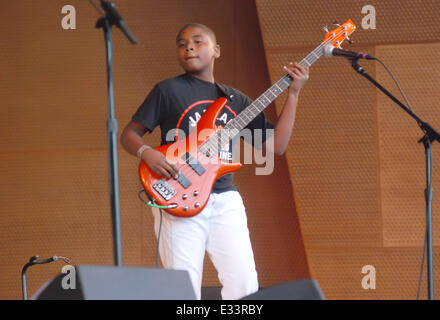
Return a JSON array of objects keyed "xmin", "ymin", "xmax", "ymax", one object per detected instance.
[{"xmin": 132, "ymin": 73, "xmax": 274, "ymax": 193}]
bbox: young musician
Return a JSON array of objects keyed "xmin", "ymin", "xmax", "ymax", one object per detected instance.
[{"xmin": 120, "ymin": 23, "xmax": 309, "ymax": 299}]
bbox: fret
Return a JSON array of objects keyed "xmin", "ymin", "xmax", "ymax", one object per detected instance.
[
  {"xmin": 276, "ymin": 80, "xmax": 285, "ymax": 90},
  {"xmin": 228, "ymin": 128, "xmax": 240, "ymax": 138},
  {"xmin": 212, "ymin": 133, "xmax": 221, "ymax": 148},
  {"xmin": 240, "ymin": 111, "xmax": 252, "ymax": 122},
  {"xmin": 306, "ymin": 56, "xmax": 316, "ymax": 64},
  {"xmin": 264, "ymin": 88, "xmax": 277, "ymax": 102},
  {"xmin": 262, "ymin": 92, "xmax": 270, "ymax": 101},
  {"xmin": 273, "ymin": 83, "xmax": 282, "ymax": 93},
  {"xmin": 225, "ymin": 119, "xmax": 240, "ymax": 132},
  {"xmin": 251, "ymin": 104, "xmax": 262, "ymax": 117},
  {"xmin": 265, "ymin": 89, "xmax": 277, "ymax": 99},
  {"xmin": 223, "ymin": 120, "xmax": 233, "ymax": 131},
  {"xmin": 279, "ymin": 78, "xmax": 290, "ymax": 89},
  {"xmin": 211, "ymin": 129, "xmax": 232, "ymax": 154},
  {"xmin": 313, "ymin": 47, "xmax": 323, "ymax": 57},
  {"xmin": 201, "ymin": 141, "xmax": 217, "ymax": 156},
  {"xmin": 246, "ymin": 105, "xmax": 257, "ymax": 117},
  {"xmin": 302, "ymin": 59, "xmax": 311, "ymax": 66},
  {"xmin": 260, "ymin": 93, "xmax": 271, "ymax": 106},
  {"xmin": 235, "ymin": 116, "xmax": 246, "ymax": 127},
  {"xmin": 255, "ymin": 99, "xmax": 266, "ymax": 111},
  {"xmin": 230, "ymin": 119, "xmax": 240, "ymax": 130},
  {"xmin": 220, "ymin": 134, "xmax": 229, "ymax": 148}
]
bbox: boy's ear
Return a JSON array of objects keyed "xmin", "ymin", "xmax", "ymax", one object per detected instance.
[{"xmin": 214, "ymin": 44, "xmax": 221, "ymax": 59}]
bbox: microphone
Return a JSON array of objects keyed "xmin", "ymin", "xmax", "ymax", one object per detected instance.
[
  {"xmin": 324, "ymin": 45, "xmax": 375, "ymax": 60},
  {"xmin": 53, "ymin": 256, "xmax": 71, "ymax": 264},
  {"xmin": 27, "ymin": 255, "xmax": 71, "ymax": 265}
]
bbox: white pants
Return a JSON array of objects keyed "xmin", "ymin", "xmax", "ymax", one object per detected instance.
[{"xmin": 151, "ymin": 190, "xmax": 259, "ymax": 300}]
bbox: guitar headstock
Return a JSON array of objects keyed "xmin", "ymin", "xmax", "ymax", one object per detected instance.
[{"xmin": 323, "ymin": 19, "xmax": 356, "ymax": 49}]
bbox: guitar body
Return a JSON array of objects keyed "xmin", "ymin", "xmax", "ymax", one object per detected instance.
[{"xmin": 139, "ymin": 97, "xmax": 242, "ymax": 218}]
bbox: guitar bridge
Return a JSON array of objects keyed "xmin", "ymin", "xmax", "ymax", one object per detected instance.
[{"xmin": 153, "ymin": 179, "xmax": 177, "ymax": 201}]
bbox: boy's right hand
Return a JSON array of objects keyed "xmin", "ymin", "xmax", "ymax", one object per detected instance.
[{"xmin": 142, "ymin": 149, "xmax": 179, "ymax": 179}]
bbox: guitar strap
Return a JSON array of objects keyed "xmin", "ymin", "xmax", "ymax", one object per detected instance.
[{"xmin": 215, "ymin": 82, "xmax": 234, "ymax": 103}]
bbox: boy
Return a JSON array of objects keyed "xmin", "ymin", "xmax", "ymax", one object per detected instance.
[{"xmin": 120, "ymin": 23, "xmax": 308, "ymax": 300}]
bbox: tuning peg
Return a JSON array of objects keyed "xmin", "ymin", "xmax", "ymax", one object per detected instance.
[
  {"xmin": 333, "ymin": 21, "xmax": 341, "ymax": 27},
  {"xmin": 323, "ymin": 25, "xmax": 329, "ymax": 32},
  {"xmin": 346, "ymin": 37, "xmax": 354, "ymax": 45}
]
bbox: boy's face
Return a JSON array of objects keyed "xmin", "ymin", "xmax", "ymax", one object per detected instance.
[{"xmin": 176, "ymin": 26, "xmax": 220, "ymax": 74}]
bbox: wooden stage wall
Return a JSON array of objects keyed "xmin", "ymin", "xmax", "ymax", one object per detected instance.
[{"xmin": 0, "ymin": 0, "xmax": 309, "ymax": 299}]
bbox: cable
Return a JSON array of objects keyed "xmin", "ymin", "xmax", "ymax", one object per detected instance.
[
  {"xmin": 137, "ymin": 189, "xmax": 177, "ymax": 208},
  {"xmin": 416, "ymin": 229, "xmax": 427, "ymax": 299},
  {"xmin": 156, "ymin": 209, "xmax": 163, "ymax": 268},
  {"xmin": 374, "ymin": 57, "xmax": 413, "ymax": 112},
  {"xmin": 138, "ymin": 189, "xmax": 164, "ymax": 268},
  {"xmin": 374, "ymin": 57, "xmax": 430, "ymax": 300}
]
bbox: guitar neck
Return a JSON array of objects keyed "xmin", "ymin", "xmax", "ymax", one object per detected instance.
[{"xmin": 200, "ymin": 42, "xmax": 325, "ymax": 156}]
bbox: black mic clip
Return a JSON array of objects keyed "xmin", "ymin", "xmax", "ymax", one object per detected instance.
[
  {"xmin": 96, "ymin": 0, "xmax": 137, "ymax": 44},
  {"xmin": 350, "ymin": 56, "xmax": 366, "ymax": 75}
]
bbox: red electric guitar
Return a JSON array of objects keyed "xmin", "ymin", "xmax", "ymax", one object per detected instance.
[{"xmin": 139, "ymin": 19, "xmax": 356, "ymax": 217}]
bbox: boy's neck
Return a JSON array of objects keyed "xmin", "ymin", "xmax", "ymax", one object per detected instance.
[{"xmin": 186, "ymin": 69, "xmax": 215, "ymax": 84}]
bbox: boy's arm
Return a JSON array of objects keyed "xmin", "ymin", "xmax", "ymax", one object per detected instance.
[
  {"xmin": 265, "ymin": 62, "xmax": 309, "ymax": 155},
  {"xmin": 120, "ymin": 120, "xmax": 150, "ymax": 157},
  {"xmin": 120, "ymin": 120, "xmax": 179, "ymax": 179}
]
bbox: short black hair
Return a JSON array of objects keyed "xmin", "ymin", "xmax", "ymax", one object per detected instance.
[{"xmin": 176, "ymin": 23, "xmax": 217, "ymax": 44}]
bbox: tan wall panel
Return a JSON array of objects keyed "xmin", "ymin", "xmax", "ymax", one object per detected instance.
[
  {"xmin": 308, "ymin": 247, "xmax": 440, "ymax": 299},
  {"xmin": 376, "ymin": 43, "xmax": 440, "ymax": 247},
  {"xmin": 0, "ymin": 151, "xmax": 114, "ymax": 297},
  {"xmin": 256, "ymin": 0, "xmax": 440, "ymax": 298},
  {"xmin": 257, "ymin": 0, "xmax": 440, "ymax": 48},
  {"xmin": 266, "ymin": 49, "xmax": 382, "ymax": 247}
]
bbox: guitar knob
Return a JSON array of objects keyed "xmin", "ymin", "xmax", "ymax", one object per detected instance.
[
  {"xmin": 193, "ymin": 191, "xmax": 199, "ymax": 196},
  {"xmin": 183, "ymin": 206, "xmax": 188, "ymax": 211},
  {"xmin": 182, "ymin": 194, "xmax": 188, "ymax": 200},
  {"xmin": 194, "ymin": 202, "xmax": 200, "ymax": 208}
]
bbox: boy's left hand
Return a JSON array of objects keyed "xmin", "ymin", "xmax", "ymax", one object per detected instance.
[{"xmin": 283, "ymin": 62, "xmax": 309, "ymax": 96}]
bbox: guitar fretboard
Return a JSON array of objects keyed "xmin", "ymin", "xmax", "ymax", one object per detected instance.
[{"xmin": 200, "ymin": 42, "xmax": 326, "ymax": 156}]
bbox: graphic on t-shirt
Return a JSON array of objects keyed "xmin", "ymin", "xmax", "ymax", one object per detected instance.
[{"xmin": 175, "ymin": 100, "xmax": 237, "ymax": 161}]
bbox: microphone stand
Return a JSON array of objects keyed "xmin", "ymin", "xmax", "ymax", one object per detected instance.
[
  {"xmin": 21, "ymin": 255, "xmax": 71, "ymax": 300},
  {"xmin": 94, "ymin": 0, "xmax": 137, "ymax": 267},
  {"xmin": 351, "ymin": 58, "xmax": 439, "ymax": 300}
]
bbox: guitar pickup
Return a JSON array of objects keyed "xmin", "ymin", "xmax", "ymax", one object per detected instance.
[
  {"xmin": 176, "ymin": 172, "xmax": 191, "ymax": 189},
  {"xmin": 182, "ymin": 152, "xmax": 206, "ymax": 176},
  {"xmin": 153, "ymin": 179, "xmax": 176, "ymax": 201}
]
